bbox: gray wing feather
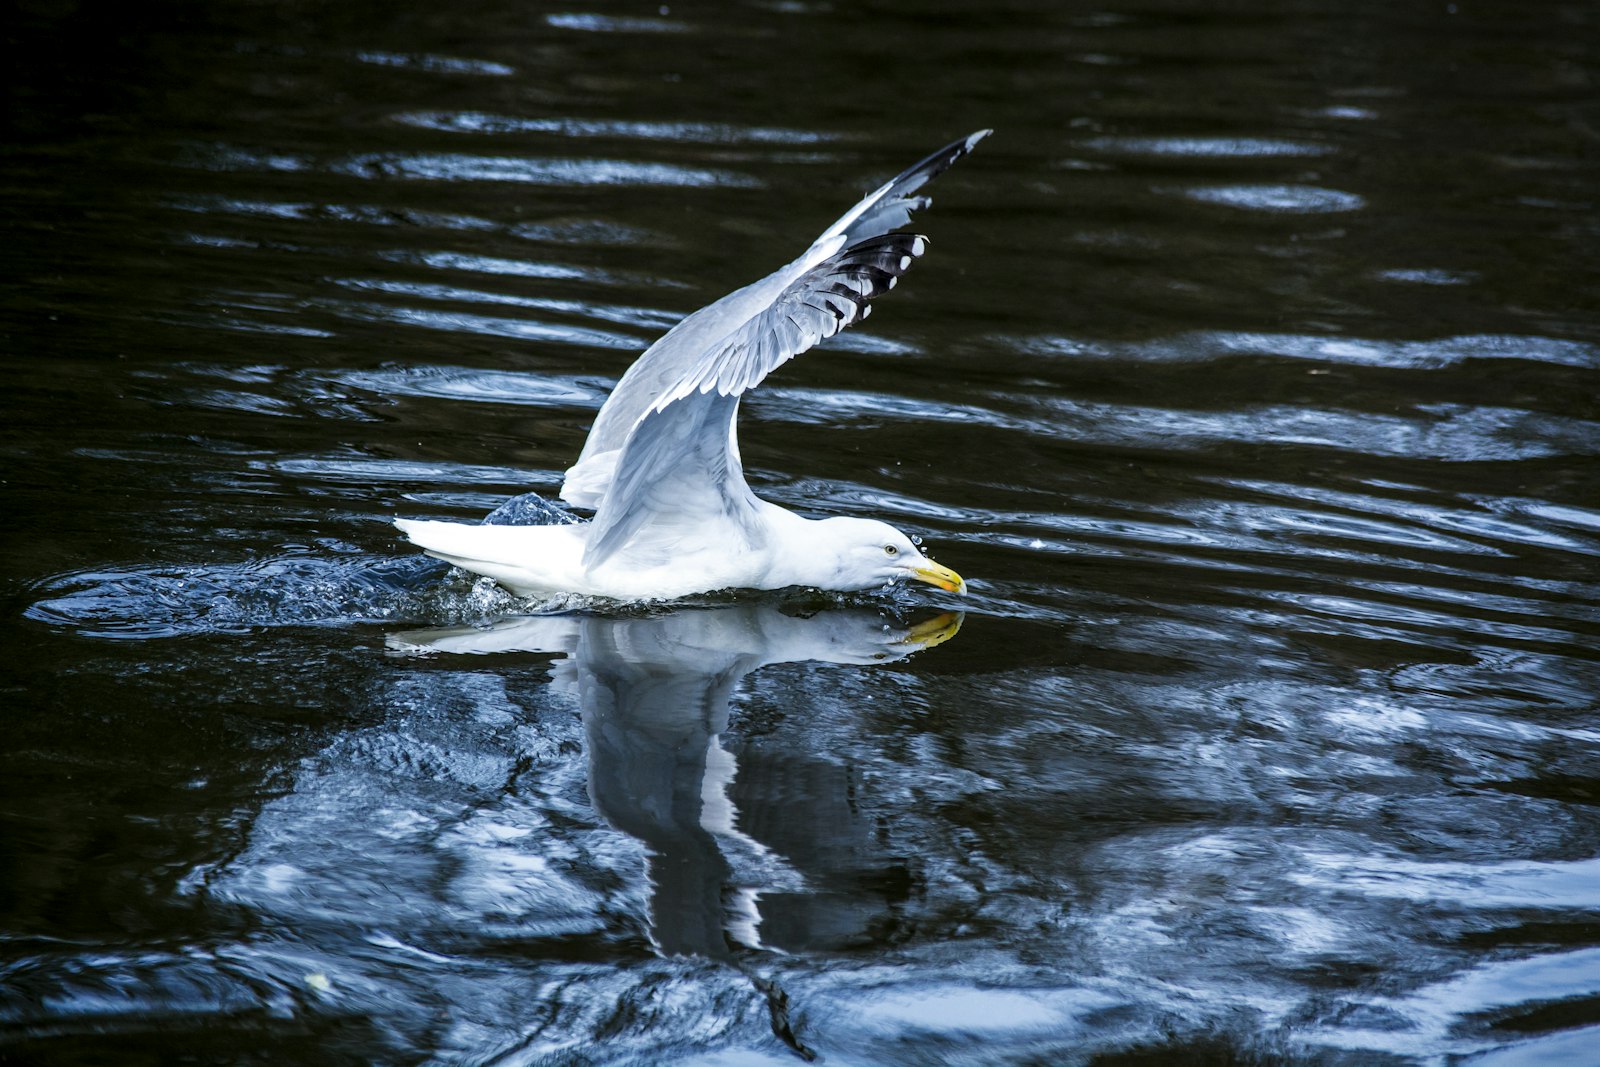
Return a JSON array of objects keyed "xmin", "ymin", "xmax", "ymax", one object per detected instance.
[
  {"xmin": 655, "ymin": 233, "xmax": 928, "ymax": 409},
  {"xmin": 562, "ymin": 129, "xmax": 990, "ymax": 512},
  {"xmin": 583, "ymin": 391, "xmax": 758, "ymax": 568},
  {"xmin": 577, "ymin": 131, "xmax": 991, "ymax": 570}
]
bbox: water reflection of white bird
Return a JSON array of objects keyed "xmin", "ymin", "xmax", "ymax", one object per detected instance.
[
  {"xmin": 388, "ymin": 604, "xmax": 961, "ymax": 962},
  {"xmin": 395, "ymin": 132, "xmax": 988, "ymax": 601}
]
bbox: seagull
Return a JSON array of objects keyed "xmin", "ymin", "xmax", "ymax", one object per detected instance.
[{"xmin": 395, "ymin": 130, "xmax": 988, "ymax": 601}]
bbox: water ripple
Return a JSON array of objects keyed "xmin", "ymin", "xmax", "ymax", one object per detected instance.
[
  {"xmin": 1179, "ymin": 184, "xmax": 1366, "ymax": 213},
  {"xmin": 379, "ymin": 249, "xmax": 680, "ymax": 294},
  {"xmin": 331, "ymin": 364, "xmax": 607, "ymax": 407},
  {"xmin": 544, "ymin": 12, "xmax": 689, "ymax": 34},
  {"xmin": 167, "ymin": 194, "xmax": 503, "ymax": 234},
  {"xmin": 352, "ymin": 51, "xmax": 515, "ymax": 76},
  {"xmin": 23, "ymin": 556, "xmax": 451, "ymax": 639},
  {"xmin": 337, "ymin": 153, "xmax": 759, "ymax": 188},
  {"xmin": 1083, "ymin": 135, "xmax": 1336, "ymax": 159},
  {"xmin": 1014, "ymin": 396, "xmax": 1599, "ymax": 462},
  {"xmin": 1004, "ymin": 331, "xmax": 1600, "ymax": 369},
  {"xmin": 395, "ymin": 112, "xmax": 836, "ymax": 145},
  {"xmin": 335, "ymin": 276, "xmax": 672, "ymax": 332},
  {"xmin": 322, "ymin": 298, "xmax": 640, "ymax": 348},
  {"xmin": 261, "ymin": 454, "xmax": 552, "ymax": 487},
  {"xmin": 1207, "ymin": 480, "xmax": 1600, "ymax": 558},
  {"xmin": 1294, "ymin": 853, "xmax": 1600, "ymax": 910}
]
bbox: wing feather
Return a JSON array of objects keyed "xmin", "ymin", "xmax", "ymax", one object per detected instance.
[
  {"xmin": 651, "ymin": 232, "xmax": 930, "ymax": 412},
  {"xmin": 583, "ymin": 391, "xmax": 759, "ymax": 569},
  {"xmin": 561, "ymin": 131, "xmax": 989, "ymax": 512},
  {"xmin": 574, "ymin": 131, "xmax": 991, "ymax": 570}
]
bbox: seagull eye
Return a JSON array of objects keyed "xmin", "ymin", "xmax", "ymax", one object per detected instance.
[{"xmin": 884, "ymin": 544, "xmax": 899, "ymax": 557}]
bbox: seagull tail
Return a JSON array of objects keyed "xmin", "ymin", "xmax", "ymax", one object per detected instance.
[
  {"xmin": 393, "ymin": 518, "xmax": 584, "ymax": 597},
  {"xmin": 814, "ymin": 129, "xmax": 991, "ymax": 251}
]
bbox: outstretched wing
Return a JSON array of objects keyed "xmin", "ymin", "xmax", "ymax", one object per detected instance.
[
  {"xmin": 562, "ymin": 129, "xmax": 990, "ymax": 513},
  {"xmin": 579, "ymin": 131, "xmax": 990, "ymax": 569},
  {"xmin": 582, "ymin": 230, "xmax": 932, "ymax": 569}
]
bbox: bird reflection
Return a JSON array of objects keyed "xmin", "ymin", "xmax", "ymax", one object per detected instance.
[{"xmin": 388, "ymin": 603, "xmax": 960, "ymax": 964}]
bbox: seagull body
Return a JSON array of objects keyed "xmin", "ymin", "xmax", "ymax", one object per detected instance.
[{"xmin": 396, "ymin": 131, "xmax": 988, "ymax": 600}]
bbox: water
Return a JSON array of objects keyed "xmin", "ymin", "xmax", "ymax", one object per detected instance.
[{"xmin": 4, "ymin": 0, "xmax": 1599, "ymax": 1062}]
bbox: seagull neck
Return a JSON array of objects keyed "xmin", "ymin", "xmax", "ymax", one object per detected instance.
[{"xmin": 755, "ymin": 504, "xmax": 840, "ymax": 591}]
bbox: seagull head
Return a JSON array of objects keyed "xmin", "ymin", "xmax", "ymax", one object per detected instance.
[{"xmin": 811, "ymin": 517, "xmax": 966, "ymax": 594}]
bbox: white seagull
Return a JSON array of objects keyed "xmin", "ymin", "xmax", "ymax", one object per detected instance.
[{"xmin": 395, "ymin": 130, "xmax": 988, "ymax": 601}]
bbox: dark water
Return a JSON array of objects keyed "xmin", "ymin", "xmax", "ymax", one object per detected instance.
[{"xmin": 5, "ymin": 0, "xmax": 1600, "ymax": 1062}]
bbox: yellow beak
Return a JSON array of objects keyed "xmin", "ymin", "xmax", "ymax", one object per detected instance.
[
  {"xmin": 900, "ymin": 611, "xmax": 964, "ymax": 649},
  {"xmin": 910, "ymin": 560, "xmax": 966, "ymax": 594}
]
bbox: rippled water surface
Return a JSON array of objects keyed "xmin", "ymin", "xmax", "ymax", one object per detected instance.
[{"xmin": 5, "ymin": 1, "xmax": 1599, "ymax": 1063}]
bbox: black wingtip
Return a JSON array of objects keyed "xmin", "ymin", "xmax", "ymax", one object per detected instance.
[
  {"xmin": 814, "ymin": 129, "xmax": 988, "ymax": 266},
  {"xmin": 891, "ymin": 128, "xmax": 993, "ymax": 191}
]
